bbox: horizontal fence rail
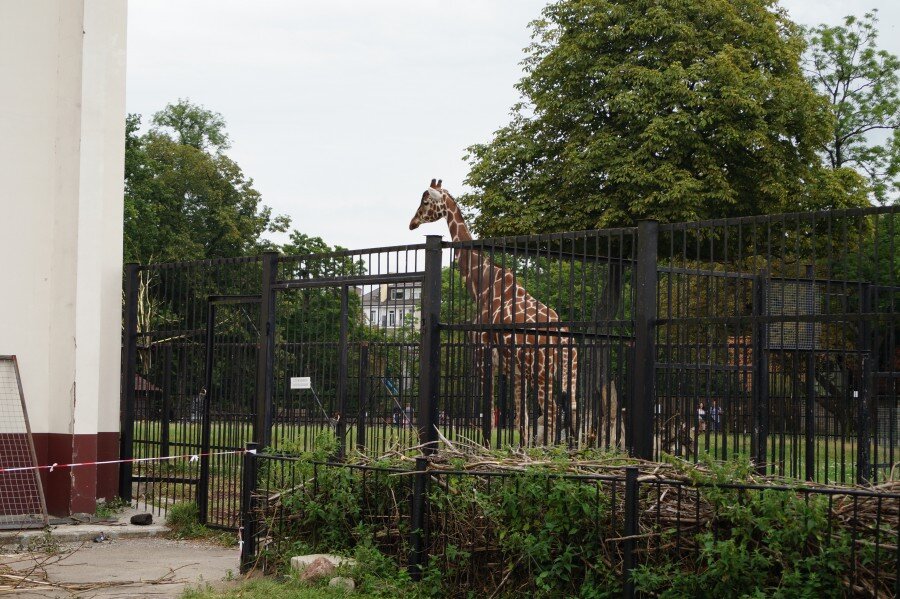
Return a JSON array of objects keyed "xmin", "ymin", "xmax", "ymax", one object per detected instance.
[{"xmin": 121, "ymin": 206, "xmax": 900, "ymax": 525}]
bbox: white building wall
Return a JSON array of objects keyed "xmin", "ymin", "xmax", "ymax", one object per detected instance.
[{"xmin": 0, "ymin": 1, "xmax": 126, "ymax": 440}]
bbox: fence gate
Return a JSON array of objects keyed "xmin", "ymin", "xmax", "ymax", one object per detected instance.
[
  {"xmin": 267, "ymin": 270, "xmax": 425, "ymax": 456},
  {"xmin": 199, "ymin": 295, "xmax": 260, "ymax": 527}
]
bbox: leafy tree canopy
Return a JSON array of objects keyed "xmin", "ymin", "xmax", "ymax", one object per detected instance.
[
  {"xmin": 805, "ymin": 10, "xmax": 900, "ymax": 203},
  {"xmin": 124, "ymin": 100, "xmax": 290, "ymax": 263},
  {"xmin": 461, "ymin": 0, "xmax": 869, "ymax": 236}
]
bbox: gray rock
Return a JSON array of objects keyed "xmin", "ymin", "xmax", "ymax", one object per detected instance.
[
  {"xmin": 290, "ymin": 553, "xmax": 356, "ymax": 571},
  {"xmin": 130, "ymin": 513, "xmax": 153, "ymax": 525},
  {"xmin": 329, "ymin": 576, "xmax": 356, "ymax": 591},
  {"xmin": 298, "ymin": 557, "xmax": 335, "ymax": 582}
]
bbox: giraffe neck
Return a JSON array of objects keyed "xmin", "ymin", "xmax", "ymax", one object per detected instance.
[
  {"xmin": 442, "ymin": 193, "xmax": 498, "ymax": 305},
  {"xmin": 442, "ymin": 193, "xmax": 472, "ymax": 242}
]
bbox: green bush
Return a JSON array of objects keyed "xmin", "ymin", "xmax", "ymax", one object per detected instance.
[{"xmin": 259, "ymin": 451, "xmax": 894, "ymax": 598}]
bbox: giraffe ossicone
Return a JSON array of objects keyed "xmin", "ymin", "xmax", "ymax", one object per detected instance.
[{"xmin": 410, "ymin": 179, "xmax": 580, "ymax": 446}]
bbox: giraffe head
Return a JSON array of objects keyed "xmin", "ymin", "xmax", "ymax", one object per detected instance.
[{"xmin": 409, "ymin": 179, "xmax": 447, "ymax": 230}]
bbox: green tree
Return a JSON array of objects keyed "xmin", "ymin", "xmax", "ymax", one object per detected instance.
[
  {"xmin": 806, "ymin": 10, "xmax": 900, "ymax": 203},
  {"xmin": 461, "ymin": 0, "xmax": 868, "ymax": 236},
  {"xmin": 124, "ymin": 100, "xmax": 289, "ymax": 263}
]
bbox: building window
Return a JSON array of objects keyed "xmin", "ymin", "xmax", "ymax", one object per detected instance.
[
  {"xmin": 388, "ymin": 311, "xmax": 395, "ymax": 326},
  {"xmin": 394, "ymin": 289, "xmax": 405, "ymax": 300},
  {"xmin": 369, "ymin": 310, "xmax": 376, "ymax": 323}
]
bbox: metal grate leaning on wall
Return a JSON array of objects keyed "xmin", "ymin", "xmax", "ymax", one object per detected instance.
[{"xmin": 0, "ymin": 356, "xmax": 48, "ymax": 529}]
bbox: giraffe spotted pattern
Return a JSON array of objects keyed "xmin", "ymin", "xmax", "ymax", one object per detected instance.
[{"xmin": 410, "ymin": 179, "xmax": 578, "ymax": 444}]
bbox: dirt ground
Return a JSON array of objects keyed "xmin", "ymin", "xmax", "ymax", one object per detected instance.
[{"xmin": 2, "ymin": 537, "xmax": 240, "ymax": 598}]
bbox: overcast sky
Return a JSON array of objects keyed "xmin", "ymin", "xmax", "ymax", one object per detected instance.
[{"xmin": 126, "ymin": 0, "xmax": 900, "ymax": 251}]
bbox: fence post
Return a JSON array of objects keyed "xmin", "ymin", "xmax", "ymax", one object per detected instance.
[
  {"xmin": 631, "ymin": 221, "xmax": 658, "ymax": 460},
  {"xmin": 240, "ymin": 442, "xmax": 259, "ymax": 573},
  {"xmin": 622, "ymin": 466, "xmax": 639, "ymax": 598},
  {"xmin": 335, "ymin": 285, "xmax": 349, "ymax": 459},
  {"xmin": 118, "ymin": 263, "xmax": 140, "ymax": 502},
  {"xmin": 751, "ymin": 273, "xmax": 769, "ymax": 476},
  {"xmin": 418, "ymin": 235, "xmax": 442, "ymax": 454},
  {"xmin": 356, "ymin": 343, "xmax": 369, "ymax": 453},
  {"xmin": 408, "ymin": 456, "xmax": 429, "ymax": 581},
  {"xmin": 857, "ymin": 284, "xmax": 873, "ymax": 485},
  {"xmin": 804, "ymin": 265, "xmax": 816, "ymax": 482},
  {"xmin": 255, "ymin": 251, "xmax": 279, "ymax": 450}
]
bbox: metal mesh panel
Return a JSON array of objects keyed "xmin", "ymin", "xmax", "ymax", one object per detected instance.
[
  {"xmin": 0, "ymin": 357, "xmax": 48, "ymax": 529},
  {"xmin": 766, "ymin": 279, "xmax": 821, "ymax": 350}
]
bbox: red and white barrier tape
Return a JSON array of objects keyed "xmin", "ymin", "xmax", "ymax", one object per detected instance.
[{"xmin": 0, "ymin": 448, "xmax": 256, "ymax": 474}]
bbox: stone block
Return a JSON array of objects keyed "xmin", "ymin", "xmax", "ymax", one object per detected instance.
[{"xmin": 329, "ymin": 576, "xmax": 356, "ymax": 591}]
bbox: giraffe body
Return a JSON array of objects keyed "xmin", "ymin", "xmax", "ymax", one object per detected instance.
[{"xmin": 410, "ymin": 180, "xmax": 578, "ymax": 445}]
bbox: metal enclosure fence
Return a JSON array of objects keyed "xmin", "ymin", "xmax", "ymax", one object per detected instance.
[
  {"xmin": 240, "ymin": 452, "xmax": 900, "ymax": 597},
  {"xmin": 655, "ymin": 208, "xmax": 899, "ymax": 485},
  {"xmin": 121, "ymin": 206, "xmax": 900, "ymax": 526}
]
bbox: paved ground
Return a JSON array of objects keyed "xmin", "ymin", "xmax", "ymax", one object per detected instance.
[
  {"xmin": 2, "ymin": 537, "xmax": 240, "ymax": 598},
  {"xmin": 0, "ymin": 509, "xmax": 241, "ymax": 598}
]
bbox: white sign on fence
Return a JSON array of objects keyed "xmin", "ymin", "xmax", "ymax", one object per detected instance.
[{"xmin": 290, "ymin": 376, "xmax": 311, "ymax": 390}]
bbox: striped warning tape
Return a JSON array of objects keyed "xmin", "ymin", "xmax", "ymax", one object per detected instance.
[{"xmin": 0, "ymin": 448, "xmax": 255, "ymax": 474}]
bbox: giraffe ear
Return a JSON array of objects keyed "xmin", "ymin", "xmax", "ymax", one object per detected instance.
[{"xmin": 429, "ymin": 179, "xmax": 437, "ymax": 189}]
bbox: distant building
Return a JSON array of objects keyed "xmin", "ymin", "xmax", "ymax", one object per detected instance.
[{"xmin": 361, "ymin": 282, "xmax": 421, "ymax": 329}]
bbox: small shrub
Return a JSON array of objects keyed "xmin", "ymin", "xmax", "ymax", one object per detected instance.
[
  {"xmin": 167, "ymin": 501, "xmax": 201, "ymax": 536},
  {"xmin": 95, "ymin": 496, "xmax": 130, "ymax": 519}
]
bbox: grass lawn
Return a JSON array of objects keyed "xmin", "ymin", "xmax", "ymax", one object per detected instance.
[{"xmin": 183, "ymin": 579, "xmax": 371, "ymax": 599}]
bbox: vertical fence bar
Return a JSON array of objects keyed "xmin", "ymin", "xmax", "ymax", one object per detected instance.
[
  {"xmin": 160, "ymin": 343, "xmax": 172, "ymax": 459},
  {"xmin": 805, "ymin": 265, "xmax": 815, "ymax": 481},
  {"xmin": 255, "ymin": 251, "xmax": 279, "ymax": 449},
  {"xmin": 199, "ymin": 303, "xmax": 215, "ymax": 525},
  {"xmin": 119, "ymin": 263, "xmax": 140, "ymax": 501},
  {"xmin": 481, "ymin": 347, "xmax": 493, "ymax": 448},
  {"xmin": 632, "ymin": 221, "xmax": 658, "ymax": 459},
  {"xmin": 858, "ymin": 353, "xmax": 872, "ymax": 485},
  {"xmin": 240, "ymin": 442, "xmax": 259, "ymax": 573},
  {"xmin": 336, "ymin": 285, "xmax": 349, "ymax": 459},
  {"xmin": 357, "ymin": 342, "xmax": 369, "ymax": 452},
  {"xmin": 418, "ymin": 235, "xmax": 442, "ymax": 454},
  {"xmin": 411, "ymin": 236, "xmax": 440, "ymax": 582},
  {"xmin": 805, "ymin": 349, "xmax": 815, "ymax": 481},
  {"xmin": 857, "ymin": 283, "xmax": 873, "ymax": 485},
  {"xmin": 623, "ymin": 466, "xmax": 639, "ymax": 598},
  {"xmin": 408, "ymin": 455, "xmax": 429, "ymax": 581},
  {"xmin": 752, "ymin": 273, "xmax": 769, "ymax": 475},
  {"xmin": 497, "ymin": 373, "xmax": 508, "ymax": 449}
]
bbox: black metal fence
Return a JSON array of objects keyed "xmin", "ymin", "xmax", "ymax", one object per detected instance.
[
  {"xmin": 121, "ymin": 206, "xmax": 900, "ymax": 526},
  {"xmin": 240, "ymin": 451, "xmax": 900, "ymax": 597},
  {"xmin": 654, "ymin": 209, "xmax": 899, "ymax": 485}
]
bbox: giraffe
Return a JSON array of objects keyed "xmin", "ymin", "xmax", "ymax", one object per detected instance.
[{"xmin": 409, "ymin": 179, "xmax": 578, "ymax": 445}]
